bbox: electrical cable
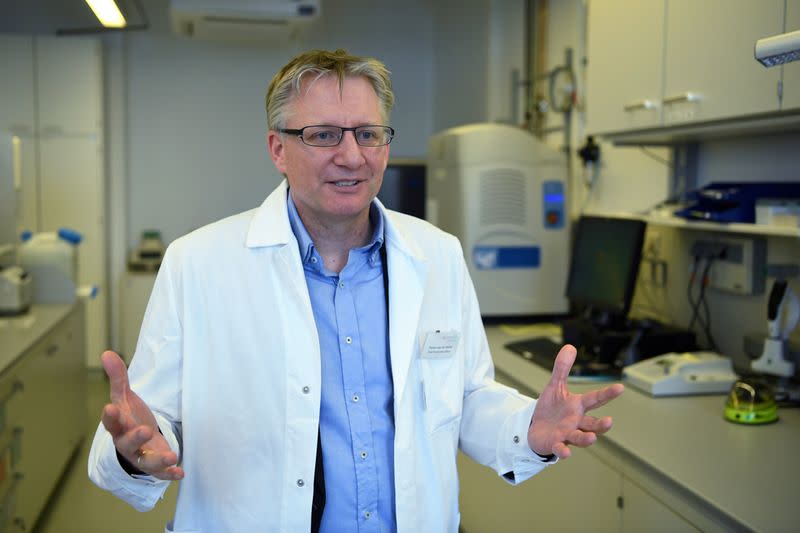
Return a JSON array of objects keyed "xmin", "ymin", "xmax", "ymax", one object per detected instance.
[{"xmin": 639, "ymin": 147, "xmax": 674, "ymax": 168}]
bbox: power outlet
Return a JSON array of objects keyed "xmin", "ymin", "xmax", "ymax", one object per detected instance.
[{"xmin": 706, "ymin": 236, "xmax": 766, "ymax": 295}]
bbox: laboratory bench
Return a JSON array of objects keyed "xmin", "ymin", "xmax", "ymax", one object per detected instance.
[
  {"xmin": 458, "ymin": 324, "xmax": 799, "ymax": 533},
  {"xmin": 0, "ymin": 303, "xmax": 86, "ymax": 531}
]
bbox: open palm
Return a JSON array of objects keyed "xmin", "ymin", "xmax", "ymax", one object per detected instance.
[{"xmin": 527, "ymin": 344, "xmax": 624, "ymax": 459}]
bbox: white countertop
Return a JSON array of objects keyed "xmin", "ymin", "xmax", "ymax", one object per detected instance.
[{"xmin": 486, "ymin": 323, "xmax": 799, "ymax": 533}]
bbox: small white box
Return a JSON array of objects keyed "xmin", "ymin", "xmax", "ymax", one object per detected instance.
[{"xmin": 756, "ymin": 199, "xmax": 800, "ymax": 228}]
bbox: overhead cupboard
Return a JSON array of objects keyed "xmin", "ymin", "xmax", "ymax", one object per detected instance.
[{"xmin": 585, "ymin": 0, "xmax": 798, "ymax": 139}]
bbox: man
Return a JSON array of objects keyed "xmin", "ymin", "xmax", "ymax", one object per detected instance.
[{"xmin": 89, "ymin": 49, "xmax": 624, "ymax": 532}]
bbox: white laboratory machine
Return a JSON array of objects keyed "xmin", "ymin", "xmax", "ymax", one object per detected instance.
[
  {"xmin": 426, "ymin": 123, "xmax": 569, "ymax": 316},
  {"xmin": 623, "ymin": 351, "xmax": 738, "ymax": 396}
]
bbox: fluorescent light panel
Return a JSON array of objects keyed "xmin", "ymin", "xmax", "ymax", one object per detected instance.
[{"xmin": 85, "ymin": 0, "xmax": 127, "ymax": 28}]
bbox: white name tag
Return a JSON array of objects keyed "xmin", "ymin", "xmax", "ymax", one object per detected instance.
[{"xmin": 420, "ymin": 330, "xmax": 460, "ymax": 358}]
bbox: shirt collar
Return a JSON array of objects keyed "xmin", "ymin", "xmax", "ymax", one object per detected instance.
[{"xmin": 286, "ymin": 189, "xmax": 385, "ymax": 267}]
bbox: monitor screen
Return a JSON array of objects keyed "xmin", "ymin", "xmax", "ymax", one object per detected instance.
[
  {"xmin": 565, "ymin": 216, "xmax": 646, "ymax": 320},
  {"xmin": 378, "ymin": 159, "xmax": 426, "ymax": 219}
]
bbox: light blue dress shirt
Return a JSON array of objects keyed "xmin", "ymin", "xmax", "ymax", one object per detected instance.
[{"xmin": 287, "ymin": 192, "xmax": 396, "ymax": 533}]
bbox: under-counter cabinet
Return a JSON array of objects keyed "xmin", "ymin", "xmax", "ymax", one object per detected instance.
[
  {"xmin": 586, "ymin": 0, "xmax": 786, "ymax": 135},
  {"xmin": 458, "ymin": 445, "xmax": 698, "ymax": 533},
  {"xmin": 2, "ymin": 305, "xmax": 86, "ymax": 531}
]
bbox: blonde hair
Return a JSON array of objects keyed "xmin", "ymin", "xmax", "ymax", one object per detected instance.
[{"xmin": 266, "ymin": 49, "xmax": 394, "ymax": 130}]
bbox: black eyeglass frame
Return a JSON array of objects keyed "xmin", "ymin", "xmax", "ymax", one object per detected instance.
[{"xmin": 277, "ymin": 125, "xmax": 395, "ymax": 147}]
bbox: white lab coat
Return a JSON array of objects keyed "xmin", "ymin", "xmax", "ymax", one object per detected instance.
[{"xmin": 88, "ymin": 181, "xmax": 552, "ymax": 532}]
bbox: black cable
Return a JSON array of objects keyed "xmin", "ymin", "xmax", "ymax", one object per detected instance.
[
  {"xmin": 687, "ymin": 256, "xmax": 702, "ymax": 330},
  {"xmin": 697, "ymin": 259, "xmax": 718, "ymax": 351},
  {"xmin": 639, "ymin": 147, "xmax": 674, "ymax": 168}
]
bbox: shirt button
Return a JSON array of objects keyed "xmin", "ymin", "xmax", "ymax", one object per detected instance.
[
  {"xmin": 345, "ymin": 336, "xmax": 352, "ymax": 344},
  {"xmin": 302, "ymin": 386, "xmax": 310, "ymax": 394},
  {"xmin": 339, "ymin": 281, "xmax": 345, "ymax": 289},
  {"xmin": 513, "ymin": 435, "xmax": 520, "ymax": 444},
  {"xmin": 310, "ymin": 257, "xmax": 318, "ymax": 264},
  {"xmin": 364, "ymin": 511, "xmax": 371, "ymax": 519},
  {"xmin": 352, "ymin": 394, "xmax": 360, "ymax": 402},
  {"xmin": 296, "ymin": 479, "xmax": 305, "ymax": 487},
  {"xmin": 360, "ymin": 451, "xmax": 368, "ymax": 459}
]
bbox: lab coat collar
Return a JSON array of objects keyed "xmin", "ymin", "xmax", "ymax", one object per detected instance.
[
  {"xmin": 246, "ymin": 179, "xmax": 428, "ymax": 265},
  {"xmin": 245, "ymin": 180, "xmax": 294, "ymax": 248}
]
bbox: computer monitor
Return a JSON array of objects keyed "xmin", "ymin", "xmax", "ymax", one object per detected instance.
[
  {"xmin": 565, "ymin": 215, "xmax": 646, "ymax": 325},
  {"xmin": 378, "ymin": 159, "xmax": 426, "ymax": 219}
]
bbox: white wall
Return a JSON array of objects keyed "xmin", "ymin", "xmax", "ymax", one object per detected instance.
[{"xmin": 124, "ymin": 0, "xmax": 435, "ymax": 248}]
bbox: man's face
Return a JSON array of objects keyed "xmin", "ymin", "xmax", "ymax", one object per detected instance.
[{"xmin": 268, "ymin": 75, "xmax": 389, "ymax": 228}]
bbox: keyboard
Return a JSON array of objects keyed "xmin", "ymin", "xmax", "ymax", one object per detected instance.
[{"xmin": 504, "ymin": 336, "xmax": 621, "ymax": 380}]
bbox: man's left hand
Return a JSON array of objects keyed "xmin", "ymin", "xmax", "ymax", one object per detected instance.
[{"xmin": 528, "ymin": 344, "xmax": 624, "ymax": 459}]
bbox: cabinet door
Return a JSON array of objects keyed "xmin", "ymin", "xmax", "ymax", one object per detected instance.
[
  {"xmin": 35, "ymin": 36, "xmax": 102, "ymax": 135},
  {"xmin": 662, "ymin": 0, "xmax": 783, "ymax": 126},
  {"xmin": 39, "ymin": 136, "xmax": 106, "ymax": 367},
  {"xmin": 12, "ymin": 308, "xmax": 85, "ymax": 531},
  {"xmin": 0, "ymin": 35, "xmax": 37, "ymax": 242},
  {"xmin": 458, "ymin": 448, "xmax": 621, "ymax": 532},
  {"xmin": 0, "ymin": 35, "xmax": 35, "ymax": 133},
  {"xmin": 586, "ymin": 0, "xmax": 665, "ymax": 134},
  {"xmin": 782, "ymin": 0, "xmax": 800, "ymax": 110},
  {"xmin": 621, "ymin": 477, "xmax": 699, "ymax": 533}
]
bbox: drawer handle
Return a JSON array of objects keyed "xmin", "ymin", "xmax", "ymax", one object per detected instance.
[
  {"xmin": 663, "ymin": 91, "xmax": 702, "ymax": 104},
  {"xmin": 623, "ymin": 99, "xmax": 659, "ymax": 111}
]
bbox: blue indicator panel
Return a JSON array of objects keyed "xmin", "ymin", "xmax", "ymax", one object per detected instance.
[
  {"xmin": 542, "ymin": 181, "xmax": 565, "ymax": 229},
  {"xmin": 473, "ymin": 246, "xmax": 540, "ymax": 270}
]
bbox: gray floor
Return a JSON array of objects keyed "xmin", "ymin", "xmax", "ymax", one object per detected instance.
[{"xmin": 33, "ymin": 370, "xmax": 178, "ymax": 533}]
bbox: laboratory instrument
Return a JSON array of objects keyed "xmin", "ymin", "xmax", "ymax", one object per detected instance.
[
  {"xmin": 724, "ymin": 379, "xmax": 778, "ymax": 424},
  {"xmin": 128, "ymin": 230, "xmax": 166, "ymax": 272},
  {"xmin": 674, "ymin": 182, "xmax": 800, "ymax": 224},
  {"xmin": 623, "ymin": 351, "xmax": 738, "ymax": 397},
  {"xmin": 426, "ymin": 123, "xmax": 568, "ymax": 316},
  {"xmin": 0, "ymin": 264, "xmax": 32, "ymax": 316},
  {"xmin": 752, "ymin": 279, "xmax": 799, "ymax": 378}
]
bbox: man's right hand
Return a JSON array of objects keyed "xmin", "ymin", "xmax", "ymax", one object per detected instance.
[{"xmin": 100, "ymin": 351, "xmax": 184, "ymax": 481}]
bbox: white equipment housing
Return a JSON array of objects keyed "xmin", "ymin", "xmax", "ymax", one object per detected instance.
[
  {"xmin": 170, "ymin": 0, "xmax": 320, "ymax": 42},
  {"xmin": 426, "ymin": 123, "xmax": 570, "ymax": 317}
]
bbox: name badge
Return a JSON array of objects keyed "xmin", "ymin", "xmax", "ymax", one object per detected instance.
[{"xmin": 420, "ymin": 330, "xmax": 460, "ymax": 358}]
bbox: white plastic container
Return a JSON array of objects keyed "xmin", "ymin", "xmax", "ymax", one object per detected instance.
[{"xmin": 18, "ymin": 229, "xmax": 81, "ymax": 303}]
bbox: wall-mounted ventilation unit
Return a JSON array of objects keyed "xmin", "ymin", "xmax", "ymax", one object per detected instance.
[{"xmin": 170, "ymin": 0, "xmax": 320, "ymax": 42}]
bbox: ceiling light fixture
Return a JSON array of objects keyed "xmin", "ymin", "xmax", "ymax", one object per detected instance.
[
  {"xmin": 85, "ymin": 0, "xmax": 127, "ymax": 28},
  {"xmin": 755, "ymin": 29, "xmax": 800, "ymax": 67}
]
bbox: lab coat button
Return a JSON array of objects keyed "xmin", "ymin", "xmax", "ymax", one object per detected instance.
[
  {"xmin": 302, "ymin": 386, "xmax": 310, "ymax": 394},
  {"xmin": 296, "ymin": 479, "xmax": 305, "ymax": 487},
  {"xmin": 513, "ymin": 435, "xmax": 520, "ymax": 444}
]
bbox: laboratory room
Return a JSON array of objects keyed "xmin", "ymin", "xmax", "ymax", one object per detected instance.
[{"xmin": 1, "ymin": 0, "xmax": 799, "ymax": 531}]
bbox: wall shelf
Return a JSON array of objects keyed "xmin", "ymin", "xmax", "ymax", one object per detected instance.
[{"xmin": 599, "ymin": 209, "xmax": 800, "ymax": 238}]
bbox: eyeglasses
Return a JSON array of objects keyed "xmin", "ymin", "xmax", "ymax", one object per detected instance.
[{"xmin": 278, "ymin": 125, "xmax": 395, "ymax": 147}]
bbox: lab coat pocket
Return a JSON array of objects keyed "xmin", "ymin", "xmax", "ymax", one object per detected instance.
[{"xmin": 420, "ymin": 356, "xmax": 464, "ymax": 435}]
